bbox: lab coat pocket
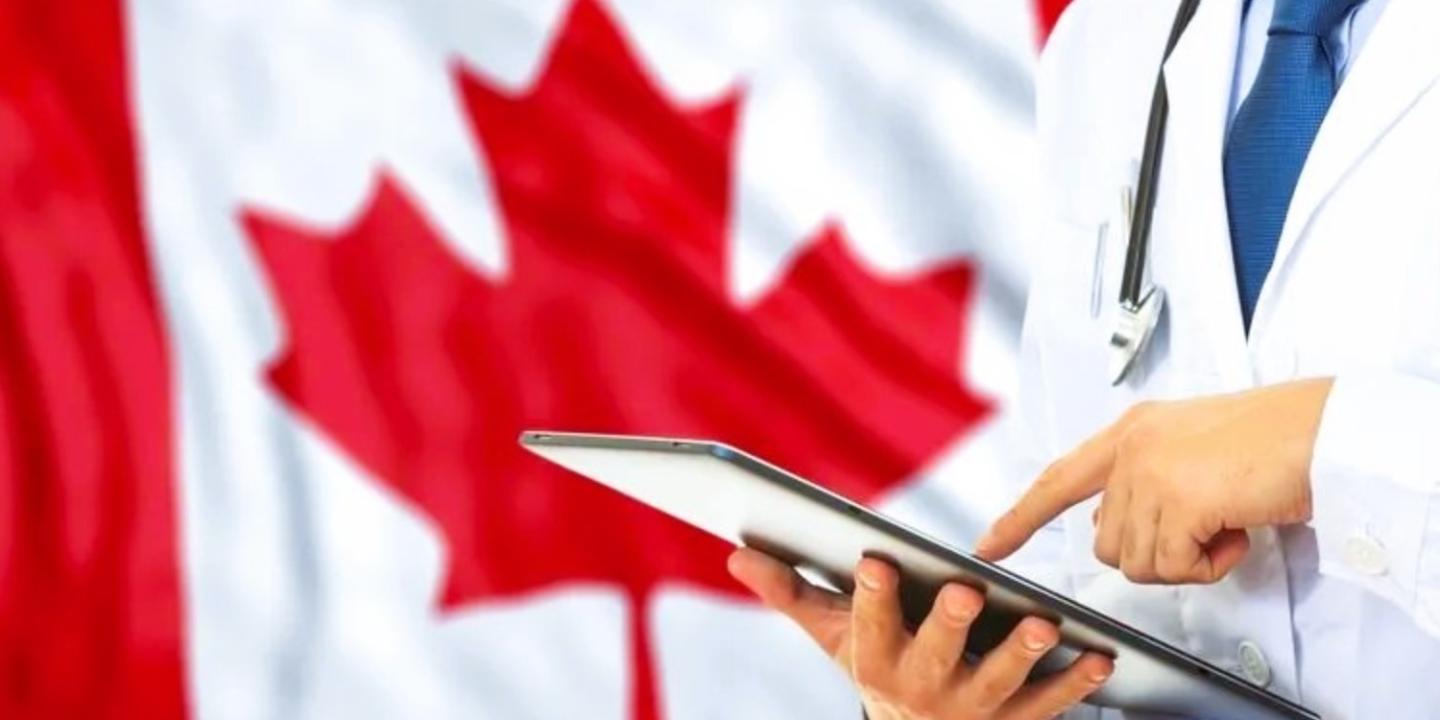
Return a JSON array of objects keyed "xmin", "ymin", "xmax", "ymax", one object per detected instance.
[
  {"xmin": 1031, "ymin": 215, "xmax": 1145, "ymax": 582},
  {"xmin": 1032, "ymin": 215, "xmax": 1148, "ymax": 450}
]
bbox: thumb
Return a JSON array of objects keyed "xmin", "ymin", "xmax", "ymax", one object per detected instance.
[
  {"xmin": 1197, "ymin": 529, "xmax": 1251, "ymax": 583},
  {"xmin": 727, "ymin": 548, "xmax": 851, "ymax": 657}
]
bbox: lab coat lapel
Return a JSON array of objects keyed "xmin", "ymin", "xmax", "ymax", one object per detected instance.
[
  {"xmin": 1158, "ymin": 0, "xmax": 1252, "ymax": 382},
  {"xmin": 1254, "ymin": 0, "xmax": 1440, "ymax": 336},
  {"xmin": 1152, "ymin": 10, "xmax": 1304, "ymax": 698}
]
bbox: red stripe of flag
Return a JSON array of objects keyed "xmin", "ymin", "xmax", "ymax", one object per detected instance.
[
  {"xmin": 0, "ymin": 0, "xmax": 187, "ymax": 717},
  {"xmin": 0, "ymin": 0, "xmax": 1069, "ymax": 716}
]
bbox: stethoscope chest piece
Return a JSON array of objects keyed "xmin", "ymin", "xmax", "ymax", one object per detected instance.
[{"xmin": 1109, "ymin": 284, "xmax": 1165, "ymax": 386}]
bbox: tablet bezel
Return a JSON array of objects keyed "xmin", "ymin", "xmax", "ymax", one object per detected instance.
[{"xmin": 519, "ymin": 430, "xmax": 1317, "ymax": 719}]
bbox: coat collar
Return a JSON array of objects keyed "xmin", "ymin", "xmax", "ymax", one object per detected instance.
[
  {"xmin": 1152, "ymin": 0, "xmax": 1440, "ymax": 363},
  {"xmin": 1252, "ymin": 0, "xmax": 1440, "ymax": 337}
]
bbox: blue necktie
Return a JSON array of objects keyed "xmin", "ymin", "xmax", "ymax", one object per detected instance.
[{"xmin": 1223, "ymin": 0, "xmax": 1362, "ymax": 327}]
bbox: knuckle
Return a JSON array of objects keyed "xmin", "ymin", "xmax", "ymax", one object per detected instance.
[
  {"xmin": 1119, "ymin": 457, "xmax": 1161, "ymax": 489},
  {"xmin": 1124, "ymin": 554, "xmax": 1155, "ymax": 579},
  {"xmin": 852, "ymin": 612, "xmax": 886, "ymax": 642},
  {"xmin": 1062, "ymin": 669, "xmax": 1098, "ymax": 697},
  {"xmin": 1036, "ymin": 458, "xmax": 1069, "ymax": 489},
  {"xmin": 1114, "ymin": 429, "xmax": 1150, "ymax": 464},
  {"xmin": 770, "ymin": 573, "xmax": 803, "ymax": 609},
  {"xmin": 1118, "ymin": 405, "xmax": 1143, "ymax": 427},
  {"xmin": 1155, "ymin": 561, "xmax": 1189, "ymax": 584},
  {"xmin": 1161, "ymin": 567, "xmax": 1191, "ymax": 584},
  {"xmin": 1195, "ymin": 568, "xmax": 1226, "ymax": 585},
  {"xmin": 1121, "ymin": 563, "xmax": 1156, "ymax": 584},
  {"xmin": 1154, "ymin": 539, "xmax": 1188, "ymax": 581},
  {"xmin": 893, "ymin": 682, "xmax": 940, "ymax": 716},
  {"xmin": 1118, "ymin": 557, "xmax": 1139, "ymax": 581},
  {"xmin": 1050, "ymin": 680, "xmax": 1097, "ymax": 712},
  {"xmin": 1123, "ymin": 526, "xmax": 1143, "ymax": 557},
  {"xmin": 899, "ymin": 645, "xmax": 949, "ymax": 684},
  {"xmin": 1161, "ymin": 471, "xmax": 1194, "ymax": 496},
  {"xmin": 1111, "ymin": 448, "xmax": 1142, "ymax": 482},
  {"xmin": 907, "ymin": 648, "xmax": 954, "ymax": 683},
  {"xmin": 1120, "ymin": 401, "xmax": 1156, "ymax": 427},
  {"xmin": 1093, "ymin": 535, "xmax": 1119, "ymax": 567},
  {"xmin": 1201, "ymin": 507, "xmax": 1229, "ymax": 536},
  {"xmin": 851, "ymin": 653, "xmax": 891, "ymax": 692},
  {"xmin": 1135, "ymin": 457, "xmax": 1168, "ymax": 482},
  {"xmin": 970, "ymin": 674, "xmax": 1012, "ymax": 711},
  {"xmin": 1032, "ymin": 698, "xmax": 1073, "ymax": 720}
]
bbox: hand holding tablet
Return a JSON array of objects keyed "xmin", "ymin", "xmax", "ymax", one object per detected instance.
[
  {"xmin": 520, "ymin": 431, "xmax": 1318, "ymax": 719},
  {"xmin": 728, "ymin": 547, "xmax": 1114, "ymax": 719}
]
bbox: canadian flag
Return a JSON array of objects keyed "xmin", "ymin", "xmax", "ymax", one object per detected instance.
[{"xmin": 0, "ymin": 0, "xmax": 1067, "ymax": 718}]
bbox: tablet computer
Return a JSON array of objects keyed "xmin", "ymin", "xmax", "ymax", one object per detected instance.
[{"xmin": 519, "ymin": 431, "xmax": 1317, "ymax": 719}]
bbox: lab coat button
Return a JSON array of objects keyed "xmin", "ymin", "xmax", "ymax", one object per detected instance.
[
  {"xmin": 1343, "ymin": 535, "xmax": 1390, "ymax": 576},
  {"xmin": 1237, "ymin": 641, "xmax": 1271, "ymax": 687}
]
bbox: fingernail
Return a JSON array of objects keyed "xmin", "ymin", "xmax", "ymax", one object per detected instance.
[
  {"xmin": 974, "ymin": 532, "xmax": 996, "ymax": 555},
  {"xmin": 857, "ymin": 566, "xmax": 882, "ymax": 591},
  {"xmin": 943, "ymin": 589, "xmax": 977, "ymax": 621},
  {"xmin": 1023, "ymin": 632, "xmax": 1052, "ymax": 652},
  {"xmin": 1090, "ymin": 667, "xmax": 1113, "ymax": 683}
]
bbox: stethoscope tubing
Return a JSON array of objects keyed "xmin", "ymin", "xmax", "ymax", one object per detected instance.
[{"xmin": 1121, "ymin": 0, "xmax": 1202, "ymax": 308}]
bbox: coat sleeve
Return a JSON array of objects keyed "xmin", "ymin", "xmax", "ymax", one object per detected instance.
[{"xmin": 1308, "ymin": 370, "xmax": 1440, "ymax": 637}]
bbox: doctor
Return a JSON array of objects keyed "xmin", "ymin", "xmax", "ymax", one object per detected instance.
[{"xmin": 729, "ymin": 0, "xmax": 1440, "ymax": 716}]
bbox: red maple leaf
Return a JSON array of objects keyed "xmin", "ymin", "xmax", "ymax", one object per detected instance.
[
  {"xmin": 243, "ymin": 1, "xmax": 992, "ymax": 717},
  {"xmin": 1036, "ymin": 0, "xmax": 1074, "ymax": 42}
]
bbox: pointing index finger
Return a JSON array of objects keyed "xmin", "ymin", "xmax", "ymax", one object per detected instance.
[{"xmin": 975, "ymin": 434, "xmax": 1117, "ymax": 561}]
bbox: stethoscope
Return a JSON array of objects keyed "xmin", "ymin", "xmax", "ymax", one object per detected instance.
[{"xmin": 1110, "ymin": 0, "xmax": 1202, "ymax": 385}]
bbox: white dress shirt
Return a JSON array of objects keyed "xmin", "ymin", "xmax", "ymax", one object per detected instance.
[{"xmin": 1229, "ymin": 0, "xmax": 1390, "ymax": 123}]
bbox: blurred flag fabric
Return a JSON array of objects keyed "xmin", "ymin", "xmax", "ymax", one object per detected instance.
[{"xmin": 0, "ymin": 0, "xmax": 1069, "ymax": 718}]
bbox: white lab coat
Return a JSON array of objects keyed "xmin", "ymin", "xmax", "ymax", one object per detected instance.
[{"xmin": 1022, "ymin": 0, "xmax": 1440, "ymax": 717}]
